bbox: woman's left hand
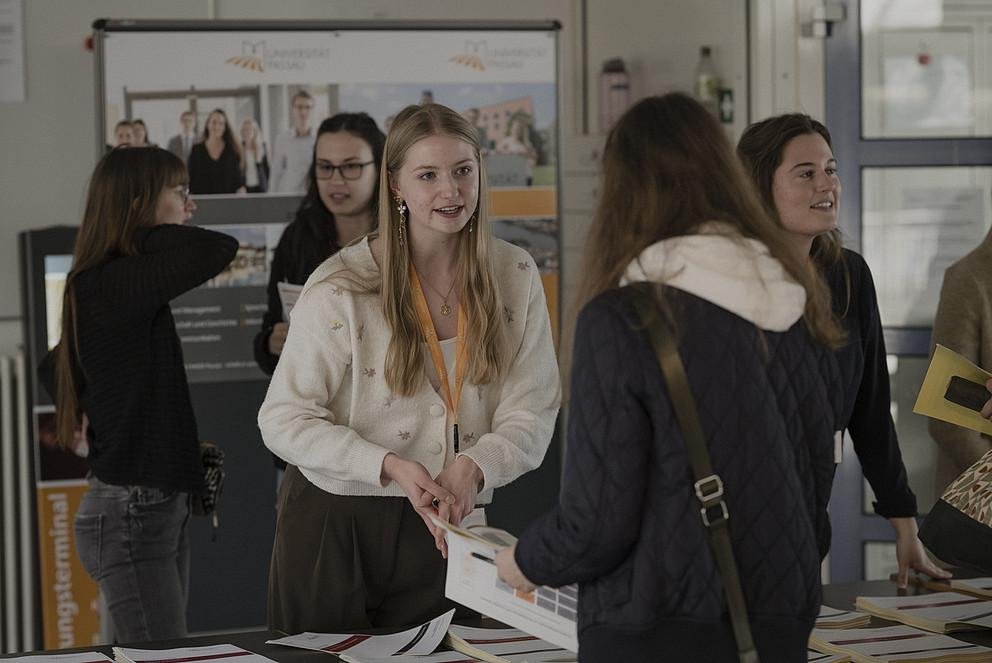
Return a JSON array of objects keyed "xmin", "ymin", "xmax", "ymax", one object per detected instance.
[
  {"xmin": 432, "ymin": 456, "xmax": 484, "ymax": 558},
  {"xmin": 890, "ymin": 516, "xmax": 952, "ymax": 588},
  {"xmin": 495, "ymin": 545, "xmax": 537, "ymax": 592}
]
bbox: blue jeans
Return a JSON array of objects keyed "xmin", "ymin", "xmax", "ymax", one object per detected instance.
[{"xmin": 74, "ymin": 475, "xmax": 191, "ymax": 642}]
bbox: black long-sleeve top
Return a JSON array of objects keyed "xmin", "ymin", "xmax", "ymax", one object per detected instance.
[
  {"xmin": 188, "ymin": 142, "xmax": 245, "ymax": 195},
  {"xmin": 72, "ymin": 224, "xmax": 238, "ymax": 492},
  {"xmin": 252, "ymin": 220, "xmax": 339, "ymax": 375},
  {"xmin": 823, "ymin": 249, "xmax": 917, "ymax": 517}
]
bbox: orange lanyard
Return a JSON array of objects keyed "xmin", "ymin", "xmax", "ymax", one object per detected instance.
[{"xmin": 409, "ymin": 263, "xmax": 468, "ymax": 453}]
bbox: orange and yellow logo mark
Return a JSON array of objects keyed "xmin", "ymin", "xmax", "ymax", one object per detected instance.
[{"xmin": 449, "ymin": 54, "xmax": 485, "ymax": 71}]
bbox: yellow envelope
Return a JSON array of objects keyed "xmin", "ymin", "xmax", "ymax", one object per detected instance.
[{"xmin": 914, "ymin": 344, "xmax": 992, "ymax": 436}]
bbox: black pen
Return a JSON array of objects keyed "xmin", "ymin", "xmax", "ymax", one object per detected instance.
[{"xmin": 471, "ymin": 551, "xmax": 495, "ymax": 564}]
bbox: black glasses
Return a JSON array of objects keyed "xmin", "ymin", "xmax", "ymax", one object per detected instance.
[
  {"xmin": 175, "ymin": 185, "xmax": 191, "ymax": 204},
  {"xmin": 315, "ymin": 160, "xmax": 374, "ymax": 181}
]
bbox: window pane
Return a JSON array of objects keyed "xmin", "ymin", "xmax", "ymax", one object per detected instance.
[
  {"xmin": 862, "ymin": 167, "xmax": 992, "ymax": 327},
  {"xmin": 861, "ymin": 0, "xmax": 992, "ymax": 138},
  {"xmin": 863, "ymin": 356, "xmax": 939, "ymax": 515}
]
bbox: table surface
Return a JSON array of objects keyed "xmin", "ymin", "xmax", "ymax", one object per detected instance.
[{"xmin": 6, "ymin": 578, "xmax": 992, "ymax": 660}]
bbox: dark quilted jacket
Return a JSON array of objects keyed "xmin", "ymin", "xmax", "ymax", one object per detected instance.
[{"xmin": 515, "ymin": 285, "xmax": 842, "ymax": 662}]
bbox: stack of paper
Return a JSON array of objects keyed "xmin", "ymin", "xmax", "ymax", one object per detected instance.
[
  {"xmin": 445, "ymin": 625, "xmax": 576, "ymax": 662},
  {"xmin": 113, "ymin": 644, "xmax": 276, "ymax": 663},
  {"xmin": 5, "ymin": 654, "xmax": 112, "ymax": 663},
  {"xmin": 266, "ymin": 609, "xmax": 454, "ymax": 657},
  {"xmin": 818, "ymin": 605, "xmax": 872, "ymax": 629},
  {"xmin": 808, "ymin": 650, "xmax": 849, "ymax": 663},
  {"xmin": 810, "ymin": 625, "xmax": 992, "ymax": 662},
  {"xmin": 855, "ymin": 593, "xmax": 992, "ymax": 633},
  {"xmin": 904, "ymin": 577, "xmax": 992, "ymax": 600},
  {"xmin": 339, "ymin": 652, "xmax": 482, "ymax": 663}
]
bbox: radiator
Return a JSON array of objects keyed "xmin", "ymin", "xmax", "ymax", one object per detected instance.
[{"xmin": 0, "ymin": 352, "xmax": 38, "ymax": 654}]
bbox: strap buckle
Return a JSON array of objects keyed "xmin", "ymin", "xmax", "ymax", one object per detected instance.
[{"xmin": 694, "ymin": 474, "xmax": 728, "ymax": 527}]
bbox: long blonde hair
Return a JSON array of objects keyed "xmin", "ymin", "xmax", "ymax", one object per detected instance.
[
  {"xmin": 377, "ymin": 104, "xmax": 506, "ymax": 395},
  {"xmin": 576, "ymin": 94, "xmax": 843, "ymax": 349}
]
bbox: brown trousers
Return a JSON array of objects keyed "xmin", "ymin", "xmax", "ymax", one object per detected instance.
[{"xmin": 268, "ymin": 465, "xmax": 458, "ymax": 633}]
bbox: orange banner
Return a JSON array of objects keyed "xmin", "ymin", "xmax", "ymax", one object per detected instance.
[
  {"xmin": 36, "ymin": 483, "xmax": 101, "ymax": 649},
  {"xmin": 540, "ymin": 272, "xmax": 560, "ymax": 351},
  {"xmin": 490, "ymin": 188, "xmax": 557, "ymax": 218}
]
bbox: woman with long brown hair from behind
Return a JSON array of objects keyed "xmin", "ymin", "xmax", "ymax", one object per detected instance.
[
  {"xmin": 495, "ymin": 93, "xmax": 845, "ymax": 661},
  {"xmin": 53, "ymin": 147, "xmax": 237, "ymax": 641},
  {"xmin": 737, "ymin": 114, "xmax": 950, "ymax": 589},
  {"xmin": 258, "ymin": 103, "xmax": 560, "ymax": 632}
]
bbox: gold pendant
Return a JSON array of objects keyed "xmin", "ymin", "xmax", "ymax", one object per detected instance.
[{"xmin": 440, "ymin": 303, "xmax": 452, "ymax": 316}]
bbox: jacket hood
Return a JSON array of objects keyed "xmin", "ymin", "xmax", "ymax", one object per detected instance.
[{"xmin": 620, "ymin": 222, "xmax": 806, "ymax": 331}]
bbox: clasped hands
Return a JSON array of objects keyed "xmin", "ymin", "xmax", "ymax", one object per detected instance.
[{"xmin": 381, "ymin": 453, "xmax": 483, "ymax": 559}]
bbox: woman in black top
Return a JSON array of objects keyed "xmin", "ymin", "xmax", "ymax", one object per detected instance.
[
  {"xmin": 52, "ymin": 147, "xmax": 238, "ymax": 640},
  {"xmin": 188, "ymin": 108, "xmax": 245, "ymax": 195},
  {"xmin": 737, "ymin": 114, "xmax": 950, "ymax": 587},
  {"xmin": 254, "ymin": 112, "xmax": 385, "ymax": 373}
]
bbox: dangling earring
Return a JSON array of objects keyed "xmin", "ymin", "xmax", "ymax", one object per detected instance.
[
  {"xmin": 468, "ymin": 214, "xmax": 476, "ymax": 233},
  {"xmin": 394, "ymin": 196, "xmax": 407, "ymax": 246}
]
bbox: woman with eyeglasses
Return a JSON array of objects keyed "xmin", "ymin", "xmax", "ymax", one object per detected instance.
[
  {"xmin": 188, "ymin": 108, "xmax": 246, "ymax": 195},
  {"xmin": 49, "ymin": 147, "xmax": 237, "ymax": 641},
  {"xmin": 254, "ymin": 113, "xmax": 386, "ymax": 477}
]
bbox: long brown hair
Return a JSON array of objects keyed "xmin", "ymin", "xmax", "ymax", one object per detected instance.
[
  {"xmin": 736, "ymin": 113, "xmax": 843, "ymax": 267},
  {"xmin": 54, "ymin": 147, "xmax": 188, "ymax": 446},
  {"xmin": 203, "ymin": 108, "xmax": 244, "ymax": 168},
  {"xmin": 576, "ymin": 93, "xmax": 843, "ymax": 348},
  {"xmin": 378, "ymin": 103, "xmax": 505, "ymax": 395}
]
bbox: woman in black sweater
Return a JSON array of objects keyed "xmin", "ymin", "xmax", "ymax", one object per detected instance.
[
  {"xmin": 188, "ymin": 108, "xmax": 245, "ymax": 195},
  {"xmin": 52, "ymin": 147, "xmax": 238, "ymax": 641},
  {"xmin": 737, "ymin": 114, "xmax": 950, "ymax": 587}
]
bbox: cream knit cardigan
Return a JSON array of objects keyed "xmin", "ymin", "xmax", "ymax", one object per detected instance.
[{"xmin": 257, "ymin": 236, "xmax": 561, "ymax": 502}]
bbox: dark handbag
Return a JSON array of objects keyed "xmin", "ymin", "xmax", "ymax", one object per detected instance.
[
  {"xmin": 629, "ymin": 283, "xmax": 760, "ymax": 663},
  {"xmin": 919, "ymin": 447, "xmax": 992, "ymax": 574},
  {"xmin": 192, "ymin": 440, "xmax": 225, "ymax": 534}
]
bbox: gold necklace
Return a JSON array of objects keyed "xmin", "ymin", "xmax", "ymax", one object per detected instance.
[{"xmin": 419, "ymin": 274, "xmax": 456, "ymax": 316}]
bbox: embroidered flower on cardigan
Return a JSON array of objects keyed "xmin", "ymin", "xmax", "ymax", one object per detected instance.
[
  {"xmin": 382, "ymin": 395, "xmax": 394, "ymax": 408},
  {"xmin": 363, "ymin": 367, "xmax": 376, "ymax": 378},
  {"xmin": 398, "ymin": 431, "xmax": 411, "ymax": 440},
  {"xmin": 331, "ymin": 286, "xmax": 343, "ymax": 296},
  {"xmin": 330, "ymin": 321, "xmax": 344, "ymax": 331},
  {"xmin": 462, "ymin": 432, "xmax": 476, "ymax": 445},
  {"xmin": 503, "ymin": 306, "xmax": 514, "ymax": 324},
  {"xmin": 517, "ymin": 261, "xmax": 529, "ymax": 271}
]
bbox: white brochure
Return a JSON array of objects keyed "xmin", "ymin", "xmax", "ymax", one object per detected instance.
[
  {"xmin": 266, "ymin": 608, "xmax": 454, "ymax": 657},
  {"xmin": 5, "ymin": 654, "xmax": 112, "ymax": 663},
  {"xmin": 112, "ymin": 644, "xmax": 276, "ymax": 663},
  {"xmin": 433, "ymin": 517, "xmax": 579, "ymax": 653}
]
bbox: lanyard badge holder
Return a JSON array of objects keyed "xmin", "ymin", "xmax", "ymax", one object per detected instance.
[{"xmin": 409, "ymin": 264, "xmax": 468, "ymax": 454}]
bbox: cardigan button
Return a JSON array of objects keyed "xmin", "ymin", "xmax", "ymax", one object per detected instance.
[
  {"xmin": 429, "ymin": 441, "xmax": 443, "ymax": 454},
  {"xmin": 429, "ymin": 404, "xmax": 445, "ymax": 417}
]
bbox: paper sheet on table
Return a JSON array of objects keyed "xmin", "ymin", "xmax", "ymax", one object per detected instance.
[
  {"xmin": 277, "ymin": 281, "xmax": 303, "ymax": 321},
  {"xmin": 340, "ymin": 652, "xmax": 480, "ymax": 663},
  {"xmin": 266, "ymin": 608, "xmax": 454, "ymax": 656},
  {"xmin": 4, "ymin": 654, "xmax": 112, "ymax": 663},
  {"xmin": 432, "ymin": 517, "xmax": 579, "ymax": 653},
  {"xmin": 913, "ymin": 344, "xmax": 992, "ymax": 436},
  {"xmin": 113, "ymin": 644, "xmax": 276, "ymax": 663}
]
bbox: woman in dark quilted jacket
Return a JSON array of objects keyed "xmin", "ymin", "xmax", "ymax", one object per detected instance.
[
  {"xmin": 495, "ymin": 93, "xmax": 845, "ymax": 661},
  {"xmin": 737, "ymin": 114, "xmax": 949, "ymax": 589}
]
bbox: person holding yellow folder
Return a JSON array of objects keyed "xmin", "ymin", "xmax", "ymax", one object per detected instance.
[{"xmin": 257, "ymin": 103, "xmax": 560, "ymax": 633}]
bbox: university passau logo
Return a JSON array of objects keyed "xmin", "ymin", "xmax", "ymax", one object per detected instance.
[
  {"xmin": 449, "ymin": 39, "xmax": 549, "ymax": 72},
  {"xmin": 449, "ymin": 39, "xmax": 486, "ymax": 71},
  {"xmin": 226, "ymin": 40, "xmax": 265, "ymax": 72}
]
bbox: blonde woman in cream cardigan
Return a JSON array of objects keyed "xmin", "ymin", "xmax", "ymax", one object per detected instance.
[{"xmin": 257, "ymin": 103, "xmax": 560, "ymax": 633}]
